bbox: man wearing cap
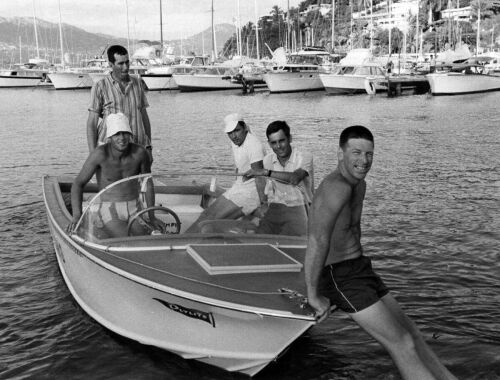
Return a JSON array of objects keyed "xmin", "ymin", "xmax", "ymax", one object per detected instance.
[
  {"xmin": 186, "ymin": 113, "xmax": 266, "ymax": 233},
  {"xmin": 87, "ymin": 45, "xmax": 153, "ymax": 160},
  {"xmin": 68, "ymin": 113, "xmax": 154, "ymax": 235}
]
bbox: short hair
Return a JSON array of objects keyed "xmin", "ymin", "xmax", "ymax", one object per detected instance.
[
  {"xmin": 266, "ymin": 120, "xmax": 290, "ymax": 139},
  {"xmin": 107, "ymin": 45, "xmax": 128, "ymax": 63},
  {"xmin": 339, "ymin": 125, "xmax": 374, "ymax": 148}
]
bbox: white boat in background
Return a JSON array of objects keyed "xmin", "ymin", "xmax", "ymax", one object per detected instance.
[
  {"xmin": 43, "ymin": 173, "xmax": 316, "ymax": 376},
  {"xmin": 427, "ymin": 56, "xmax": 500, "ymax": 95},
  {"xmin": 173, "ymin": 65, "xmax": 243, "ymax": 92},
  {"xmin": 88, "ymin": 58, "xmax": 156, "ymax": 84},
  {"xmin": 48, "ymin": 58, "xmax": 107, "ymax": 90},
  {"xmin": 142, "ymin": 56, "xmax": 209, "ymax": 91},
  {"xmin": 320, "ymin": 64, "xmax": 386, "ymax": 95},
  {"xmin": 262, "ymin": 47, "xmax": 339, "ymax": 93},
  {"xmin": 0, "ymin": 60, "xmax": 51, "ymax": 88}
]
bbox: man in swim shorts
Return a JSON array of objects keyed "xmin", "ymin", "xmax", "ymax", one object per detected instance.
[
  {"xmin": 304, "ymin": 125, "xmax": 457, "ymax": 380},
  {"xmin": 68, "ymin": 113, "xmax": 159, "ymax": 237}
]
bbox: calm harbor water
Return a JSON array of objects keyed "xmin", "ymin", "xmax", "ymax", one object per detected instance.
[{"xmin": 1, "ymin": 87, "xmax": 499, "ymax": 380}]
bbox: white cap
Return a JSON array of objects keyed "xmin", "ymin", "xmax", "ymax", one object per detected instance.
[
  {"xmin": 105, "ymin": 113, "xmax": 132, "ymax": 139},
  {"xmin": 224, "ymin": 113, "xmax": 243, "ymax": 133}
]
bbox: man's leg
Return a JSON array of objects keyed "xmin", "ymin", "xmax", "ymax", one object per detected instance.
[
  {"xmin": 350, "ymin": 298, "xmax": 437, "ymax": 380},
  {"xmin": 380, "ymin": 294, "xmax": 457, "ymax": 380},
  {"xmin": 185, "ymin": 196, "xmax": 244, "ymax": 233}
]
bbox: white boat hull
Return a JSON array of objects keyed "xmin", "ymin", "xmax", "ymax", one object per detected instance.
[
  {"xmin": 263, "ymin": 72, "xmax": 324, "ymax": 93},
  {"xmin": 0, "ymin": 75, "xmax": 44, "ymax": 88},
  {"xmin": 173, "ymin": 74, "xmax": 242, "ymax": 92},
  {"xmin": 48, "ymin": 72, "xmax": 94, "ymax": 90},
  {"xmin": 141, "ymin": 74, "xmax": 178, "ymax": 90},
  {"xmin": 43, "ymin": 176, "xmax": 315, "ymax": 376},
  {"xmin": 319, "ymin": 73, "xmax": 386, "ymax": 94},
  {"xmin": 427, "ymin": 72, "xmax": 500, "ymax": 95}
]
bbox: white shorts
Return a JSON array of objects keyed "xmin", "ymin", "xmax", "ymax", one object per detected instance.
[{"xmin": 223, "ymin": 180, "xmax": 260, "ymax": 215}]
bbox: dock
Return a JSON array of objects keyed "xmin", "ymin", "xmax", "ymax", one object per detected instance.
[{"xmin": 367, "ymin": 75, "xmax": 430, "ymax": 96}]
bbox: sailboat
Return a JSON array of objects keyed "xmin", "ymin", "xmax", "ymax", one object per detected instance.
[
  {"xmin": 0, "ymin": 2, "xmax": 50, "ymax": 88},
  {"xmin": 47, "ymin": 0, "xmax": 107, "ymax": 90}
]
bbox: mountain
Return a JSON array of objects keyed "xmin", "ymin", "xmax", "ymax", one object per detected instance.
[{"xmin": 0, "ymin": 16, "xmax": 236, "ymax": 65}]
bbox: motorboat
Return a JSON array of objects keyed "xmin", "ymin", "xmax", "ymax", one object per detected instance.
[
  {"xmin": 173, "ymin": 66, "xmax": 243, "ymax": 92},
  {"xmin": 48, "ymin": 58, "xmax": 108, "ymax": 90},
  {"xmin": 262, "ymin": 47, "xmax": 340, "ymax": 93},
  {"xmin": 141, "ymin": 56, "xmax": 209, "ymax": 91},
  {"xmin": 0, "ymin": 61, "xmax": 51, "ymax": 88},
  {"xmin": 88, "ymin": 58, "xmax": 156, "ymax": 84},
  {"xmin": 320, "ymin": 64, "xmax": 386, "ymax": 95},
  {"xmin": 427, "ymin": 56, "xmax": 500, "ymax": 95},
  {"xmin": 43, "ymin": 173, "xmax": 315, "ymax": 376}
]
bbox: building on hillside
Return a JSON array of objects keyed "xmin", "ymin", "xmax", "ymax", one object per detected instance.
[
  {"xmin": 352, "ymin": 0, "xmax": 418, "ymax": 33},
  {"xmin": 440, "ymin": 6, "xmax": 472, "ymax": 21}
]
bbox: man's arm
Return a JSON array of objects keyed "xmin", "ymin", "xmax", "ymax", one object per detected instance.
[
  {"xmin": 86, "ymin": 112, "xmax": 100, "ymax": 152},
  {"xmin": 244, "ymin": 167, "xmax": 308, "ymax": 185},
  {"xmin": 250, "ymin": 160, "xmax": 267, "ymax": 204},
  {"xmin": 68, "ymin": 150, "xmax": 102, "ymax": 231},
  {"xmin": 304, "ymin": 177, "xmax": 351, "ymax": 321}
]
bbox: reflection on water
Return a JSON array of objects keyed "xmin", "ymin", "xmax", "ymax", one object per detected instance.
[{"xmin": 0, "ymin": 88, "xmax": 499, "ymax": 379}]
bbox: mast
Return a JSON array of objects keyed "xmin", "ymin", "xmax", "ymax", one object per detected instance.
[
  {"xmin": 254, "ymin": 0, "xmax": 260, "ymax": 59},
  {"xmin": 125, "ymin": 0, "xmax": 130, "ymax": 53},
  {"xmin": 370, "ymin": 0, "xmax": 373, "ymax": 51},
  {"xmin": 160, "ymin": 0, "xmax": 164, "ymax": 48},
  {"xmin": 476, "ymin": 6, "xmax": 480, "ymax": 54},
  {"xmin": 416, "ymin": 0, "xmax": 420, "ymax": 56},
  {"xmin": 32, "ymin": 0, "xmax": 40, "ymax": 59},
  {"xmin": 331, "ymin": 0, "xmax": 335, "ymax": 51},
  {"xmin": 388, "ymin": 0, "xmax": 392, "ymax": 55},
  {"xmin": 237, "ymin": 0, "xmax": 242, "ymax": 57},
  {"xmin": 211, "ymin": 0, "xmax": 217, "ymax": 62},
  {"xmin": 57, "ymin": 0, "xmax": 65, "ymax": 68}
]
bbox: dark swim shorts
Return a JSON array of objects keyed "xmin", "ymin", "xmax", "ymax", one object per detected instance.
[{"xmin": 318, "ymin": 255, "xmax": 389, "ymax": 313}]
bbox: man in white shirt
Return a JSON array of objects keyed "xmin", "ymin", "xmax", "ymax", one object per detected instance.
[
  {"xmin": 186, "ymin": 113, "xmax": 266, "ymax": 233},
  {"xmin": 244, "ymin": 120, "xmax": 313, "ymax": 236}
]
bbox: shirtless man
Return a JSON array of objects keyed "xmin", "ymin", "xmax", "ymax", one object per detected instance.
[
  {"xmin": 68, "ymin": 113, "xmax": 155, "ymax": 236},
  {"xmin": 304, "ymin": 125, "xmax": 457, "ymax": 380}
]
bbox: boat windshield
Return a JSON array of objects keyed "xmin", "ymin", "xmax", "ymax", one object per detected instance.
[{"xmin": 73, "ymin": 173, "xmax": 311, "ymax": 243}]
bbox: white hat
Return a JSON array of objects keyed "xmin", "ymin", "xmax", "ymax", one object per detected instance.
[
  {"xmin": 105, "ymin": 113, "xmax": 132, "ymax": 139},
  {"xmin": 223, "ymin": 113, "xmax": 244, "ymax": 133}
]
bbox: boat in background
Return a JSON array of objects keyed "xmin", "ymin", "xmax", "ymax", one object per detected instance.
[
  {"xmin": 319, "ymin": 49, "xmax": 385, "ymax": 95},
  {"xmin": 262, "ymin": 47, "xmax": 340, "ymax": 93},
  {"xmin": 0, "ymin": 59, "xmax": 51, "ymax": 88},
  {"xmin": 43, "ymin": 173, "xmax": 316, "ymax": 376},
  {"xmin": 427, "ymin": 55, "xmax": 500, "ymax": 95},
  {"xmin": 48, "ymin": 58, "xmax": 108, "ymax": 90},
  {"xmin": 173, "ymin": 65, "xmax": 243, "ymax": 92},
  {"xmin": 142, "ymin": 55, "xmax": 209, "ymax": 91}
]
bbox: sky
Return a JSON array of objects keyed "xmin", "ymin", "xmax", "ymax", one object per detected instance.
[{"xmin": 0, "ymin": 0, "xmax": 301, "ymax": 41}]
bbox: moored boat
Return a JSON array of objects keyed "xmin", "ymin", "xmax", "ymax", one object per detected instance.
[
  {"xmin": 43, "ymin": 173, "xmax": 316, "ymax": 376},
  {"xmin": 173, "ymin": 66, "xmax": 243, "ymax": 92},
  {"xmin": 427, "ymin": 56, "xmax": 500, "ymax": 95},
  {"xmin": 320, "ymin": 64, "xmax": 386, "ymax": 95},
  {"xmin": 262, "ymin": 47, "xmax": 339, "ymax": 93},
  {"xmin": 0, "ymin": 62, "xmax": 51, "ymax": 88},
  {"xmin": 48, "ymin": 58, "xmax": 108, "ymax": 90}
]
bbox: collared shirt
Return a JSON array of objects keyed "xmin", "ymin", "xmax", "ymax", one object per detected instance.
[
  {"xmin": 232, "ymin": 133, "xmax": 265, "ymax": 184},
  {"xmin": 88, "ymin": 74, "xmax": 150, "ymax": 147},
  {"xmin": 263, "ymin": 148, "xmax": 313, "ymax": 206}
]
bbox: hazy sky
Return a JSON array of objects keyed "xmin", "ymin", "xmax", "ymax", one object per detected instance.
[{"xmin": 0, "ymin": 0, "xmax": 301, "ymax": 41}]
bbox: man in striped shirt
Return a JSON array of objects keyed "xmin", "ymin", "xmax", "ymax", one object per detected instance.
[{"xmin": 87, "ymin": 45, "xmax": 153, "ymax": 160}]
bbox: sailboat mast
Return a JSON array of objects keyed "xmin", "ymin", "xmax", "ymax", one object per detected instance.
[
  {"xmin": 370, "ymin": 0, "xmax": 373, "ymax": 51},
  {"xmin": 160, "ymin": 0, "xmax": 163, "ymax": 48},
  {"xmin": 57, "ymin": 0, "xmax": 65, "ymax": 68},
  {"xmin": 125, "ymin": 0, "xmax": 130, "ymax": 53},
  {"xmin": 476, "ymin": 7, "xmax": 480, "ymax": 54},
  {"xmin": 32, "ymin": 0, "xmax": 40, "ymax": 59},
  {"xmin": 254, "ymin": 0, "xmax": 260, "ymax": 59},
  {"xmin": 211, "ymin": 0, "xmax": 217, "ymax": 62},
  {"xmin": 331, "ymin": 0, "xmax": 335, "ymax": 51}
]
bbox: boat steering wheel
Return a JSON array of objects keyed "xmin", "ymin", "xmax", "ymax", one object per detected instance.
[{"xmin": 127, "ymin": 206, "xmax": 181, "ymax": 236}]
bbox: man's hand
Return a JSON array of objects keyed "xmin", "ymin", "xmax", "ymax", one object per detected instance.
[
  {"xmin": 66, "ymin": 215, "xmax": 81, "ymax": 233},
  {"xmin": 307, "ymin": 293, "xmax": 332, "ymax": 323},
  {"xmin": 253, "ymin": 203, "xmax": 269, "ymax": 219},
  {"xmin": 243, "ymin": 168, "xmax": 266, "ymax": 181}
]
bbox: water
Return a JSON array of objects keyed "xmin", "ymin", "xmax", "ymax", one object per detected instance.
[{"xmin": 1, "ymin": 87, "xmax": 499, "ymax": 380}]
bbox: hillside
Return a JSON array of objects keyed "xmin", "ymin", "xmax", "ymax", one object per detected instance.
[{"xmin": 0, "ymin": 16, "xmax": 236, "ymax": 65}]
